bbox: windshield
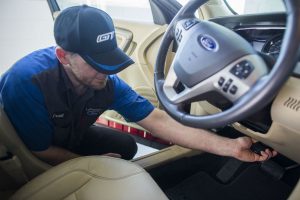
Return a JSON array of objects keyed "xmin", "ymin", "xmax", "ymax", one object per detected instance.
[{"xmin": 225, "ymin": 0, "xmax": 285, "ymax": 15}]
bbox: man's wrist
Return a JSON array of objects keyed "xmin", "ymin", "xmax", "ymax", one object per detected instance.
[{"xmin": 224, "ymin": 138, "xmax": 239, "ymax": 158}]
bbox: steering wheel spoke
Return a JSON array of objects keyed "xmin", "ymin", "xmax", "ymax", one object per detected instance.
[
  {"xmin": 164, "ymin": 54, "xmax": 268, "ymax": 104},
  {"xmin": 163, "ymin": 60, "xmax": 213, "ymax": 103}
]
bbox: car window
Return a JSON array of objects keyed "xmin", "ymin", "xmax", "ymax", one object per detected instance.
[
  {"xmin": 56, "ymin": 0, "xmax": 154, "ymax": 23},
  {"xmin": 225, "ymin": 0, "xmax": 285, "ymax": 14},
  {"xmin": 177, "ymin": 0, "xmax": 189, "ymax": 6}
]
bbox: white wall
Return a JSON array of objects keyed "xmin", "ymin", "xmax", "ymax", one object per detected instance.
[{"xmin": 0, "ymin": 0, "xmax": 55, "ymax": 74}]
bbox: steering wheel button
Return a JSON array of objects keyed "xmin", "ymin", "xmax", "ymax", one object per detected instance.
[
  {"xmin": 236, "ymin": 65, "xmax": 243, "ymax": 72},
  {"xmin": 173, "ymin": 81, "xmax": 185, "ymax": 94},
  {"xmin": 230, "ymin": 65, "xmax": 241, "ymax": 76},
  {"xmin": 218, "ymin": 77, "xmax": 225, "ymax": 86},
  {"xmin": 183, "ymin": 19, "xmax": 198, "ymax": 30},
  {"xmin": 241, "ymin": 68, "xmax": 253, "ymax": 79},
  {"xmin": 223, "ymin": 79, "xmax": 232, "ymax": 92},
  {"xmin": 229, "ymin": 85, "xmax": 238, "ymax": 95},
  {"xmin": 231, "ymin": 60, "xmax": 254, "ymax": 79},
  {"xmin": 223, "ymin": 85, "xmax": 229, "ymax": 92},
  {"xmin": 234, "ymin": 71, "xmax": 241, "ymax": 76},
  {"xmin": 175, "ymin": 28, "xmax": 180, "ymax": 37},
  {"xmin": 178, "ymin": 34, "xmax": 183, "ymax": 42}
]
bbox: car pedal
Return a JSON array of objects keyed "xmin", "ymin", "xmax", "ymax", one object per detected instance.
[
  {"xmin": 216, "ymin": 158, "xmax": 243, "ymax": 183},
  {"xmin": 250, "ymin": 142, "xmax": 285, "ymax": 180},
  {"xmin": 260, "ymin": 160, "xmax": 285, "ymax": 180}
]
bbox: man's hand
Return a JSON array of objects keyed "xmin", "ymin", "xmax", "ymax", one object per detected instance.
[{"xmin": 233, "ymin": 137, "xmax": 277, "ymax": 162}]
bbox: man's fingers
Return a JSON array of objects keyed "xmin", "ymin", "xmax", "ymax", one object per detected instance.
[
  {"xmin": 265, "ymin": 148, "xmax": 272, "ymax": 157},
  {"xmin": 256, "ymin": 148, "xmax": 279, "ymax": 162},
  {"xmin": 263, "ymin": 148, "xmax": 278, "ymax": 158},
  {"xmin": 272, "ymin": 150, "xmax": 278, "ymax": 157},
  {"xmin": 259, "ymin": 151, "xmax": 269, "ymax": 161}
]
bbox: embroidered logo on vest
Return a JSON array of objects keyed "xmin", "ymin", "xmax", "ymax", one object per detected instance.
[{"xmin": 86, "ymin": 108, "xmax": 102, "ymax": 116}]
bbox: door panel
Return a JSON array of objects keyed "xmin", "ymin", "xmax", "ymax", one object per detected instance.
[
  {"xmin": 115, "ymin": 27, "xmax": 133, "ymax": 53},
  {"xmin": 114, "ymin": 20, "xmax": 166, "ymax": 90}
]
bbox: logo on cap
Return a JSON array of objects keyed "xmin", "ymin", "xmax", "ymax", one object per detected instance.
[{"xmin": 96, "ymin": 31, "xmax": 115, "ymax": 43}]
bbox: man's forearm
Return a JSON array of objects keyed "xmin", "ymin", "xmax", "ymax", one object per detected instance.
[
  {"xmin": 32, "ymin": 145, "xmax": 80, "ymax": 165},
  {"xmin": 138, "ymin": 109, "xmax": 236, "ymax": 158}
]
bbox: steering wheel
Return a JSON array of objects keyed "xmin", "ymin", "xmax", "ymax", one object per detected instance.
[{"xmin": 155, "ymin": 0, "xmax": 300, "ymax": 129}]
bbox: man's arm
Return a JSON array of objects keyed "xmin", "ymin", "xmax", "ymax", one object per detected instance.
[
  {"xmin": 137, "ymin": 108, "xmax": 276, "ymax": 162},
  {"xmin": 32, "ymin": 146, "xmax": 80, "ymax": 166}
]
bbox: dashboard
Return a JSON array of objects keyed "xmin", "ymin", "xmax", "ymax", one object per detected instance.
[
  {"xmin": 235, "ymin": 27, "xmax": 300, "ymax": 78},
  {"xmin": 209, "ymin": 13, "xmax": 300, "ymax": 133},
  {"xmin": 261, "ymin": 33, "xmax": 283, "ymax": 59},
  {"xmin": 236, "ymin": 28, "xmax": 284, "ymax": 59},
  {"xmin": 211, "ymin": 13, "xmax": 300, "ymax": 78}
]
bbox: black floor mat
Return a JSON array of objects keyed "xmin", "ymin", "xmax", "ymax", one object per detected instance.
[{"xmin": 166, "ymin": 165, "xmax": 292, "ymax": 200}]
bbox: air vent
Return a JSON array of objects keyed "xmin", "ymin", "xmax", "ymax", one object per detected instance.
[{"xmin": 283, "ymin": 97, "xmax": 300, "ymax": 111}]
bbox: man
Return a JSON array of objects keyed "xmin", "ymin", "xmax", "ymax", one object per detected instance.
[{"xmin": 0, "ymin": 5, "xmax": 276, "ymax": 165}]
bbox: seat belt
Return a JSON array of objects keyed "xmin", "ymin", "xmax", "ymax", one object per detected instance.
[{"xmin": 0, "ymin": 144, "xmax": 28, "ymax": 185}]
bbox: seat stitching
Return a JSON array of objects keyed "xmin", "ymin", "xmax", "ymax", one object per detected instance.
[
  {"xmin": 71, "ymin": 169, "xmax": 144, "ymax": 180},
  {"xmin": 19, "ymin": 157, "xmax": 146, "ymax": 199},
  {"xmin": 21, "ymin": 169, "xmax": 144, "ymax": 199}
]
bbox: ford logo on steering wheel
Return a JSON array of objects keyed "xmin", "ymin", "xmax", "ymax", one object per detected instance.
[{"xmin": 199, "ymin": 35, "xmax": 219, "ymax": 52}]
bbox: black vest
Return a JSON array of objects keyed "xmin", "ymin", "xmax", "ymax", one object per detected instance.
[{"xmin": 32, "ymin": 65, "xmax": 114, "ymax": 149}]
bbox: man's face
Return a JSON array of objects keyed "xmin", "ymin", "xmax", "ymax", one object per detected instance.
[{"xmin": 67, "ymin": 53, "xmax": 108, "ymax": 90}]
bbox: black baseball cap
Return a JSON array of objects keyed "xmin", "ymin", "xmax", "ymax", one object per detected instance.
[{"xmin": 54, "ymin": 5, "xmax": 134, "ymax": 74}]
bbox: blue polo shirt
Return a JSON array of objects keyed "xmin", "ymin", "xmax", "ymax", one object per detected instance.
[{"xmin": 0, "ymin": 47, "xmax": 154, "ymax": 151}]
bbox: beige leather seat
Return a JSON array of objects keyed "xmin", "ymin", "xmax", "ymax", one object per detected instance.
[
  {"xmin": 0, "ymin": 107, "xmax": 50, "ymax": 180},
  {"xmin": 10, "ymin": 156, "xmax": 169, "ymax": 200}
]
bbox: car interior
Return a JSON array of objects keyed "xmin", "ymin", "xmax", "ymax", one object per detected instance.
[{"xmin": 0, "ymin": 0, "xmax": 300, "ymax": 199}]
